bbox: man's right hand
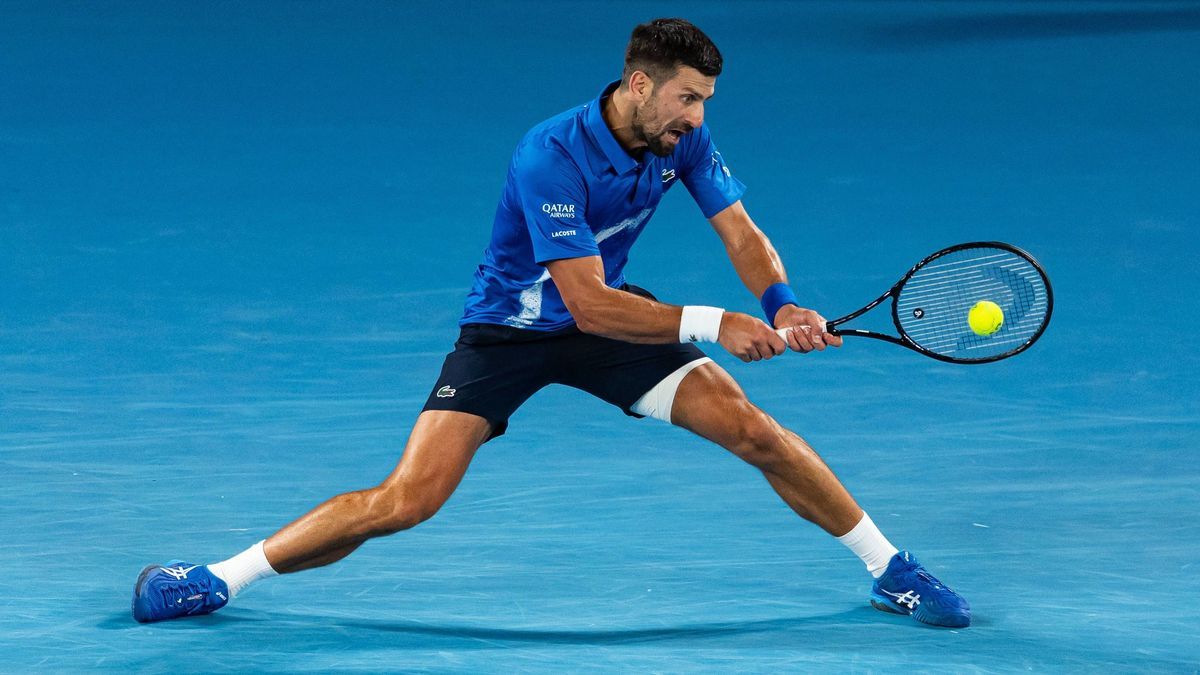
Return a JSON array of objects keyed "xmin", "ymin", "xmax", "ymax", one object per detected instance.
[{"xmin": 717, "ymin": 312, "xmax": 787, "ymax": 362}]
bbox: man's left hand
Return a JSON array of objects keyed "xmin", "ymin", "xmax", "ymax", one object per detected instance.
[{"xmin": 774, "ymin": 305, "xmax": 844, "ymax": 353}]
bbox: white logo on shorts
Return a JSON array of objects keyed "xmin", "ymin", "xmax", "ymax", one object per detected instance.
[{"xmin": 437, "ymin": 386, "xmax": 456, "ymax": 398}]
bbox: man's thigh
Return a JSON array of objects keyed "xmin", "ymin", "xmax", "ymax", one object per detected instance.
[
  {"xmin": 667, "ymin": 361, "xmax": 760, "ymax": 444},
  {"xmin": 382, "ymin": 410, "xmax": 494, "ymax": 493}
]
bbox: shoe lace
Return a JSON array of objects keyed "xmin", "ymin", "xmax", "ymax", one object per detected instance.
[{"xmin": 913, "ymin": 567, "xmax": 946, "ymax": 591}]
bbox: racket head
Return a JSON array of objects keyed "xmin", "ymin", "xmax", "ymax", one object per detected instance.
[{"xmin": 890, "ymin": 242, "xmax": 1053, "ymax": 364}]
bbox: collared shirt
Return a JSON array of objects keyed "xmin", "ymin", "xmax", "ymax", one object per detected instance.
[{"xmin": 460, "ymin": 81, "xmax": 746, "ymax": 331}]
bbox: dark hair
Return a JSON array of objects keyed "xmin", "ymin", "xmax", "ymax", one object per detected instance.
[{"xmin": 622, "ymin": 18, "xmax": 722, "ymax": 88}]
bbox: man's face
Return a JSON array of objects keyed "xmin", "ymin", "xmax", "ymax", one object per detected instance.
[{"xmin": 631, "ymin": 66, "xmax": 716, "ymax": 157}]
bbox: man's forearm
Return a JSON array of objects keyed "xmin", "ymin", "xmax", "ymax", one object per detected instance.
[
  {"xmin": 569, "ymin": 286, "xmax": 687, "ymax": 343},
  {"xmin": 712, "ymin": 205, "xmax": 789, "ymax": 299},
  {"xmin": 724, "ymin": 231, "xmax": 788, "ymax": 299}
]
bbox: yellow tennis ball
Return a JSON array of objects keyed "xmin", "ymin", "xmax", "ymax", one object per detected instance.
[{"xmin": 968, "ymin": 300, "xmax": 1004, "ymax": 336}]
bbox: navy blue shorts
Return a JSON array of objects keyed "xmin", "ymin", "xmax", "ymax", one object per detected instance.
[{"xmin": 422, "ymin": 286, "xmax": 707, "ymax": 440}]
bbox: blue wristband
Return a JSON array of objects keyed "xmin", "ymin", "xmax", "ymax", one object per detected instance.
[{"xmin": 760, "ymin": 282, "xmax": 799, "ymax": 326}]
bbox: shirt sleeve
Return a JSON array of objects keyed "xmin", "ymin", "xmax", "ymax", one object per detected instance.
[
  {"xmin": 513, "ymin": 142, "xmax": 600, "ymax": 264},
  {"xmin": 679, "ymin": 124, "xmax": 747, "ymax": 218}
]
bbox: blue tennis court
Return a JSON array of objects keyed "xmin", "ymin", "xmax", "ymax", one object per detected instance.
[{"xmin": 3, "ymin": 1, "xmax": 1198, "ymax": 671}]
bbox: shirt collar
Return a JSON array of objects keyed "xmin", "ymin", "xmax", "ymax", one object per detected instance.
[{"xmin": 585, "ymin": 80, "xmax": 639, "ymax": 175}]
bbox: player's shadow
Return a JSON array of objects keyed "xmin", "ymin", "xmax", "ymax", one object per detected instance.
[
  {"xmin": 292, "ymin": 605, "xmax": 953, "ymax": 648},
  {"xmin": 97, "ymin": 610, "xmax": 267, "ymax": 631},
  {"xmin": 98, "ymin": 606, "xmax": 905, "ymax": 642},
  {"xmin": 339, "ymin": 607, "xmax": 883, "ymax": 645},
  {"xmin": 99, "ymin": 605, "xmax": 979, "ymax": 648}
]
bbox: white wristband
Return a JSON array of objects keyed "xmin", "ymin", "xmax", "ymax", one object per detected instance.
[{"xmin": 680, "ymin": 305, "xmax": 725, "ymax": 343}]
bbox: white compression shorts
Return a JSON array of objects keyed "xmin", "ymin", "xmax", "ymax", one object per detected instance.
[{"xmin": 629, "ymin": 356, "xmax": 712, "ymax": 423}]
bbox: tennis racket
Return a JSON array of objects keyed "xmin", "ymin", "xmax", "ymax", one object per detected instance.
[{"xmin": 777, "ymin": 241, "xmax": 1053, "ymax": 364}]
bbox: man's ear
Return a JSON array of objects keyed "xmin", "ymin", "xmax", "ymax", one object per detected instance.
[{"xmin": 628, "ymin": 70, "xmax": 654, "ymax": 103}]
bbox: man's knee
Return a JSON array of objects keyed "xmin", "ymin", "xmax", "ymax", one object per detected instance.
[
  {"xmin": 360, "ymin": 483, "xmax": 442, "ymax": 537},
  {"xmin": 725, "ymin": 401, "xmax": 788, "ymax": 469}
]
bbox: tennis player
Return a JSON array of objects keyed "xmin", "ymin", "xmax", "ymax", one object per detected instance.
[{"xmin": 132, "ymin": 18, "xmax": 969, "ymax": 628}]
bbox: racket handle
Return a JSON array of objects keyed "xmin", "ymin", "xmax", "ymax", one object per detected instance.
[{"xmin": 774, "ymin": 324, "xmax": 838, "ymax": 339}]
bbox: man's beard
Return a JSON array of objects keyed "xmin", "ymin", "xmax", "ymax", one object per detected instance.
[
  {"xmin": 643, "ymin": 130, "xmax": 675, "ymax": 157},
  {"xmin": 633, "ymin": 100, "xmax": 682, "ymax": 158}
]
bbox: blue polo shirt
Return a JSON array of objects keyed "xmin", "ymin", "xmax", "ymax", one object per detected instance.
[{"xmin": 460, "ymin": 81, "xmax": 746, "ymax": 331}]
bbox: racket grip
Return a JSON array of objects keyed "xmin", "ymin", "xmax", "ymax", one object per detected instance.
[{"xmin": 774, "ymin": 324, "xmax": 838, "ymax": 339}]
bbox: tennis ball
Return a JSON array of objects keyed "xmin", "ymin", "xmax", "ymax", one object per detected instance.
[{"xmin": 968, "ymin": 300, "xmax": 1004, "ymax": 336}]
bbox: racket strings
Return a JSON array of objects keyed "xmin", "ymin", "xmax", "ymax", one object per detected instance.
[{"xmin": 895, "ymin": 247, "xmax": 1050, "ymax": 360}]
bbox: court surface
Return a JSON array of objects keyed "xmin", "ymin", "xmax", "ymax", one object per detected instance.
[{"xmin": 2, "ymin": 1, "xmax": 1198, "ymax": 671}]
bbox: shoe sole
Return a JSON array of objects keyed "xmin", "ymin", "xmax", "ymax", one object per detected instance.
[
  {"xmin": 131, "ymin": 564, "xmax": 161, "ymax": 623},
  {"xmin": 869, "ymin": 592, "xmax": 912, "ymax": 616}
]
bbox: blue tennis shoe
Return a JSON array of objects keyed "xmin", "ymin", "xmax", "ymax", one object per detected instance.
[
  {"xmin": 870, "ymin": 551, "xmax": 971, "ymax": 628},
  {"xmin": 132, "ymin": 560, "xmax": 229, "ymax": 623}
]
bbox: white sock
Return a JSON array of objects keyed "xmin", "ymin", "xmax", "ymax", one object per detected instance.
[
  {"xmin": 207, "ymin": 540, "xmax": 278, "ymax": 599},
  {"xmin": 836, "ymin": 513, "xmax": 900, "ymax": 578}
]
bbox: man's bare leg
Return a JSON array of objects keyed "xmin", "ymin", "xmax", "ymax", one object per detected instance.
[
  {"xmin": 263, "ymin": 410, "xmax": 491, "ymax": 572},
  {"xmin": 666, "ymin": 360, "xmax": 899, "ymax": 582},
  {"xmin": 668, "ymin": 362, "xmax": 863, "ymax": 536},
  {"xmin": 665, "ymin": 361, "xmax": 970, "ymax": 627},
  {"xmin": 209, "ymin": 410, "xmax": 491, "ymax": 598},
  {"xmin": 132, "ymin": 409, "xmax": 492, "ymax": 622}
]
